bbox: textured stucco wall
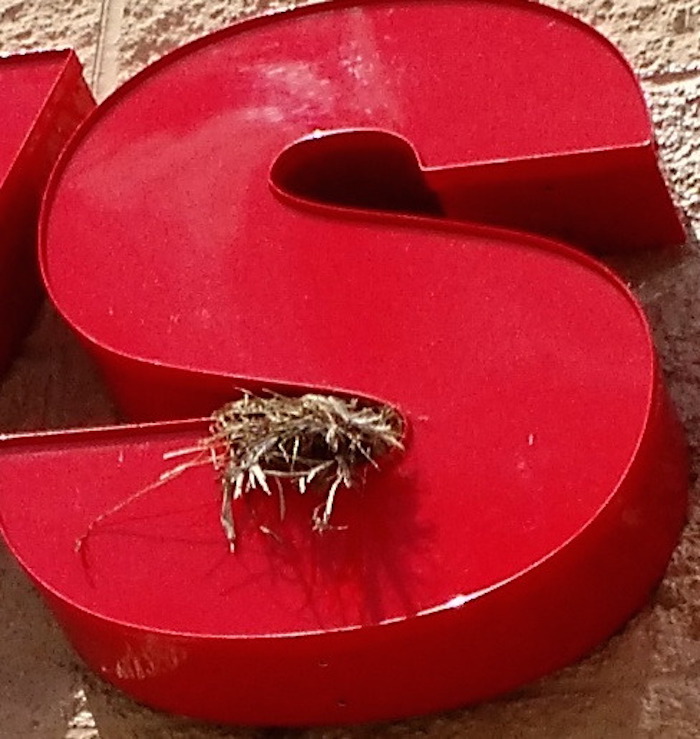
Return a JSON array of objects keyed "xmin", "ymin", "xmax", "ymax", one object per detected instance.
[{"xmin": 0, "ymin": 0, "xmax": 699, "ymax": 736}]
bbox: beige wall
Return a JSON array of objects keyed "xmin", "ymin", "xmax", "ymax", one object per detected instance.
[{"xmin": 0, "ymin": 0, "xmax": 699, "ymax": 736}]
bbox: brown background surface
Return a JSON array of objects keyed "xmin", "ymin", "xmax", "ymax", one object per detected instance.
[{"xmin": 1, "ymin": 0, "xmax": 699, "ymax": 736}]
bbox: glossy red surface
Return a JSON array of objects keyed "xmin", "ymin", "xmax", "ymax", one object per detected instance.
[
  {"xmin": 0, "ymin": 0, "xmax": 689, "ymax": 726},
  {"xmin": 0, "ymin": 50, "xmax": 94, "ymax": 369}
]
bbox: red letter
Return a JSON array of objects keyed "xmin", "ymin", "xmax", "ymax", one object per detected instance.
[
  {"xmin": 0, "ymin": 51, "xmax": 94, "ymax": 368},
  {"xmin": 0, "ymin": 2, "xmax": 688, "ymax": 725}
]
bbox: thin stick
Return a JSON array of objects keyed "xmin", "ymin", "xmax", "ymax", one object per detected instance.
[
  {"xmin": 75, "ymin": 453, "xmax": 210, "ymax": 553},
  {"xmin": 220, "ymin": 483, "xmax": 236, "ymax": 552}
]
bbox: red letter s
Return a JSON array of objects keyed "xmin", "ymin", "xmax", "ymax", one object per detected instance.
[{"xmin": 0, "ymin": 1, "xmax": 688, "ymax": 725}]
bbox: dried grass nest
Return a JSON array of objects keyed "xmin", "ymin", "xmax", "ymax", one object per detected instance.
[{"xmin": 78, "ymin": 393, "xmax": 405, "ymax": 553}]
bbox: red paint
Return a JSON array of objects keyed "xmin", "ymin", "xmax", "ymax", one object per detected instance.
[
  {"xmin": 0, "ymin": 0, "xmax": 689, "ymax": 726},
  {"xmin": 0, "ymin": 50, "xmax": 94, "ymax": 370}
]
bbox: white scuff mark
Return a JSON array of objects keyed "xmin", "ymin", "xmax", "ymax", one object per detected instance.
[{"xmin": 103, "ymin": 639, "xmax": 187, "ymax": 683}]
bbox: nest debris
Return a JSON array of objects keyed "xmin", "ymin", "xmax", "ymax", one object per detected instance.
[{"xmin": 76, "ymin": 393, "xmax": 405, "ymax": 554}]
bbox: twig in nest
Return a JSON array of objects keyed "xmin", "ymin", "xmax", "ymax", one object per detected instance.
[{"xmin": 76, "ymin": 393, "xmax": 404, "ymax": 554}]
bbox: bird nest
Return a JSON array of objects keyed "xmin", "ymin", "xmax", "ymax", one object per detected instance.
[{"xmin": 77, "ymin": 393, "xmax": 405, "ymax": 553}]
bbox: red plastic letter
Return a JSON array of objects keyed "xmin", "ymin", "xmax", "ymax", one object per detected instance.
[
  {"xmin": 0, "ymin": 2, "xmax": 688, "ymax": 726},
  {"xmin": 0, "ymin": 51, "xmax": 94, "ymax": 368}
]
